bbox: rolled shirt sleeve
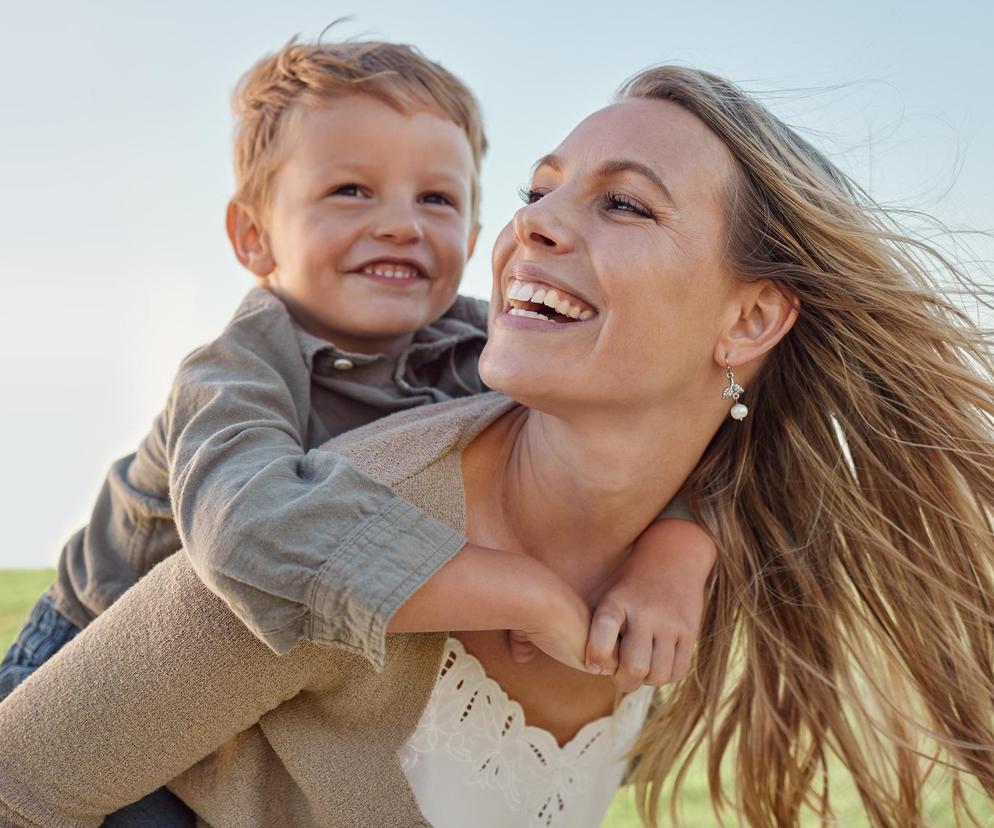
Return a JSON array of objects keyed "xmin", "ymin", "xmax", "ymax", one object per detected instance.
[{"xmin": 163, "ymin": 292, "xmax": 467, "ymax": 671}]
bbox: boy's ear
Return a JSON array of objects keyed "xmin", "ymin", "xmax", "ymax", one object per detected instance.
[
  {"xmin": 465, "ymin": 221, "xmax": 482, "ymax": 262},
  {"xmin": 714, "ymin": 279, "xmax": 799, "ymax": 370},
  {"xmin": 226, "ymin": 200, "xmax": 275, "ymax": 279}
]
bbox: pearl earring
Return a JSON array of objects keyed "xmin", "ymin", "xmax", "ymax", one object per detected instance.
[{"xmin": 723, "ymin": 363, "xmax": 748, "ymax": 420}]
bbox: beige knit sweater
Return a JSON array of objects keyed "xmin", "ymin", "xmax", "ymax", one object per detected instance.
[
  {"xmin": 0, "ymin": 392, "xmax": 655, "ymax": 827},
  {"xmin": 0, "ymin": 393, "xmax": 668, "ymax": 828}
]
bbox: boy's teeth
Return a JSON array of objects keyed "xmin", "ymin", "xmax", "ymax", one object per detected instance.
[{"xmin": 362, "ymin": 263, "xmax": 420, "ymax": 279}]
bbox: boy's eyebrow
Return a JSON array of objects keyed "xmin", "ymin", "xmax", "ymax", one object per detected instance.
[{"xmin": 532, "ymin": 154, "xmax": 676, "ymax": 208}]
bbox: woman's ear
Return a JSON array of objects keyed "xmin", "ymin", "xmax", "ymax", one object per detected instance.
[
  {"xmin": 714, "ymin": 280, "xmax": 799, "ymax": 368},
  {"xmin": 226, "ymin": 200, "xmax": 275, "ymax": 280}
]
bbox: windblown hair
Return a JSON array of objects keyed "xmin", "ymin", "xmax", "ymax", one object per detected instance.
[
  {"xmin": 619, "ymin": 67, "xmax": 994, "ymax": 827},
  {"xmin": 231, "ymin": 36, "xmax": 487, "ymax": 217}
]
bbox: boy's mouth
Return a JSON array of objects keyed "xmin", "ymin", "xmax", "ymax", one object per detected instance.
[
  {"xmin": 355, "ymin": 259, "xmax": 428, "ymax": 280},
  {"xmin": 503, "ymin": 279, "xmax": 596, "ymax": 323}
]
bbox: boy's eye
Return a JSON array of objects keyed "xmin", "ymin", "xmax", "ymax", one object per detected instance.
[
  {"xmin": 422, "ymin": 192, "xmax": 456, "ymax": 207},
  {"xmin": 329, "ymin": 183, "xmax": 364, "ymax": 197}
]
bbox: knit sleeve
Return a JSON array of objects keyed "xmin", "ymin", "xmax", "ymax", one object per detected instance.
[{"xmin": 0, "ymin": 553, "xmax": 339, "ymax": 826}]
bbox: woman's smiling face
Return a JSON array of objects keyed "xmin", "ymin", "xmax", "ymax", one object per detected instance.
[{"xmin": 481, "ymin": 97, "xmax": 742, "ymax": 416}]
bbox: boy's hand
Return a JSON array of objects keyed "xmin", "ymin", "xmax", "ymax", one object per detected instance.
[
  {"xmin": 588, "ymin": 520, "xmax": 715, "ymax": 692},
  {"xmin": 508, "ymin": 519, "xmax": 716, "ymax": 693},
  {"xmin": 512, "ymin": 580, "xmax": 592, "ymax": 673}
]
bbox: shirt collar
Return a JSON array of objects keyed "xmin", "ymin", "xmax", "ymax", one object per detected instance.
[{"xmin": 293, "ymin": 307, "xmax": 487, "ymax": 376}]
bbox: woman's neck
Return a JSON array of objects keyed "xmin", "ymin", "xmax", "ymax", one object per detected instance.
[{"xmin": 461, "ymin": 402, "xmax": 713, "ymax": 592}]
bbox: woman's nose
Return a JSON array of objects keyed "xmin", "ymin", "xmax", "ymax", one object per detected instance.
[
  {"xmin": 373, "ymin": 201, "xmax": 423, "ymax": 245},
  {"xmin": 511, "ymin": 198, "xmax": 574, "ymax": 253}
]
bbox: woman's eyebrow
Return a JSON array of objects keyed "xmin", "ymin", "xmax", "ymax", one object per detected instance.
[
  {"xmin": 532, "ymin": 154, "xmax": 677, "ymax": 209},
  {"xmin": 532, "ymin": 153, "xmax": 562, "ymax": 173},
  {"xmin": 596, "ymin": 159, "xmax": 676, "ymax": 208}
]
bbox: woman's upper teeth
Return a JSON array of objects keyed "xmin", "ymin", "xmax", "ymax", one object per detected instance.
[
  {"xmin": 361, "ymin": 263, "xmax": 421, "ymax": 279},
  {"xmin": 505, "ymin": 280, "xmax": 595, "ymax": 321}
]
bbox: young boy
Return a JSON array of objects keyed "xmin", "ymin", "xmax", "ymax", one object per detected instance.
[{"xmin": 0, "ymin": 36, "xmax": 715, "ymax": 813}]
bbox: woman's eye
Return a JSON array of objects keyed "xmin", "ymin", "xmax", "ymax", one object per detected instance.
[
  {"xmin": 604, "ymin": 191, "xmax": 655, "ymax": 219},
  {"xmin": 517, "ymin": 186, "xmax": 545, "ymax": 205},
  {"xmin": 422, "ymin": 192, "xmax": 455, "ymax": 207}
]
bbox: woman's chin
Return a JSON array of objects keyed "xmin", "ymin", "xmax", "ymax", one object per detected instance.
[
  {"xmin": 478, "ymin": 346, "xmax": 578, "ymax": 414},
  {"xmin": 479, "ymin": 345, "xmax": 546, "ymax": 401}
]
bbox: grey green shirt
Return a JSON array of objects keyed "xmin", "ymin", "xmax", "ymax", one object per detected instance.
[
  {"xmin": 49, "ymin": 287, "xmax": 489, "ymax": 672},
  {"xmin": 48, "ymin": 286, "xmax": 690, "ymax": 675}
]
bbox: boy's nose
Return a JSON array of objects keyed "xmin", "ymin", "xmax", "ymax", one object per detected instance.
[{"xmin": 373, "ymin": 204, "xmax": 423, "ymax": 245}]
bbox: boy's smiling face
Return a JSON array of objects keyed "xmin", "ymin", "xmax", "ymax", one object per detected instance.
[{"xmin": 231, "ymin": 94, "xmax": 479, "ymax": 357}]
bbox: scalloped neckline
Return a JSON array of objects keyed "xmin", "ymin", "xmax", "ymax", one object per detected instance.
[{"xmin": 443, "ymin": 635, "xmax": 653, "ymax": 753}]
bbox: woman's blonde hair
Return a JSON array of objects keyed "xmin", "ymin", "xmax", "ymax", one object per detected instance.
[{"xmin": 619, "ymin": 66, "xmax": 994, "ymax": 827}]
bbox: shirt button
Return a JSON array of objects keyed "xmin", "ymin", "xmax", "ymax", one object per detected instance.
[{"xmin": 332, "ymin": 358, "xmax": 354, "ymax": 371}]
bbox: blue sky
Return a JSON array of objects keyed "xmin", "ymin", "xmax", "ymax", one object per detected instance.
[{"xmin": 1, "ymin": 0, "xmax": 991, "ymax": 568}]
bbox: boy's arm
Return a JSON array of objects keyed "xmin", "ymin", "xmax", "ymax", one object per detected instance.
[
  {"xmin": 162, "ymin": 290, "xmax": 473, "ymax": 672},
  {"xmin": 583, "ymin": 518, "xmax": 716, "ymax": 691}
]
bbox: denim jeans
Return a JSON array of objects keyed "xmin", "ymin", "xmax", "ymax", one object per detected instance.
[{"xmin": 0, "ymin": 593, "xmax": 197, "ymax": 827}]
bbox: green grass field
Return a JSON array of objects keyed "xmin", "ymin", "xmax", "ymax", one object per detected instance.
[{"xmin": 1, "ymin": 570, "xmax": 990, "ymax": 826}]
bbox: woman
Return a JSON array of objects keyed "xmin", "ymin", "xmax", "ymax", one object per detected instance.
[{"xmin": 2, "ymin": 65, "xmax": 993, "ymax": 828}]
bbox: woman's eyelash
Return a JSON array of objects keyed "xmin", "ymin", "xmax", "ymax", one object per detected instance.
[
  {"xmin": 518, "ymin": 185, "xmax": 655, "ymax": 220},
  {"xmin": 604, "ymin": 191, "xmax": 655, "ymax": 218},
  {"xmin": 517, "ymin": 185, "xmax": 543, "ymax": 205}
]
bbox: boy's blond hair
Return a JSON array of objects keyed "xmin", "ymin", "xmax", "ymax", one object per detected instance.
[{"xmin": 232, "ymin": 37, "xmax": 488, "ymax": 219}]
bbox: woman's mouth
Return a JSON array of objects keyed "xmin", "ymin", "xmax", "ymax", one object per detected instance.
[{"xmin": 503, "ymin": 279, "xmax": 597, "ymax": 323}]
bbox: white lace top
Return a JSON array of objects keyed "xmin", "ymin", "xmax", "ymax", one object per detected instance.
[{"xmin": 398, "ymin": 636, "xmax": 657, "ymax": 827}]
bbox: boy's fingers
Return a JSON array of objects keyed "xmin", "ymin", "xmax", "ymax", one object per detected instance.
[
  {"xmin": 645, "ymin": 634, "xmax": 677, "ymax": 686},
  {"xmin": 585, "ymin": 603, "xmax": 625, "ymax": 674},
  {"xmin": 670, "ymin": 636, "xmax": 693, "ymax": 682},
  {"xmin": 507, "ymin": 629, "xmax": 538, "ymax": 664},
  {"xmin": 614, "ymin": 622, "xmax": 653, "ymax": 693}
]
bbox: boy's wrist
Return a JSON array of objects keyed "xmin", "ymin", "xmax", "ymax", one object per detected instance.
[
  {"xmin": 466, "ymin": 543, "xmax": 578, "ymax": 634},
  {"xmin": 386, "ymin": 542, "xmax": 573, "ymax": 634},
  {"xmin": 640, "ymin": 519, "xmax": 717, "ymax": 571}
]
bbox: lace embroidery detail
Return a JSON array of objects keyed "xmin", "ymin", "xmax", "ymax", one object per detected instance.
[{"xmin": 398, "ymin": 637, "xmax": 654, "ymax": 827}]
